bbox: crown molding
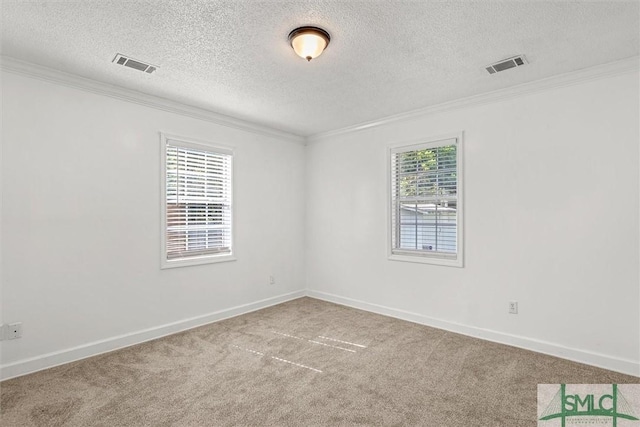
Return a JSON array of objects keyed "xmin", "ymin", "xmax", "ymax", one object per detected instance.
[
  {"xmin": 4, "ymin": 55, "xmax": 637, "ymax": 146},
  {"xmin": 0, "ymin": 55, "xmax": 306, "ymax": 145},
  {"xmin": 307, "ymin": 56, "xmax": 640, "ymax": 144}
]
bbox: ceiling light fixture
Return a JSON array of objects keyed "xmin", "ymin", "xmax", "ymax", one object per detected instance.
[{"xmin": 288, "ymin": 26, "xmax": 330, "ymax": 62}]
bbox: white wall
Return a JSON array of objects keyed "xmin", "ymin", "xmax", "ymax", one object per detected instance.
[
  {"xmin": 1, "ymin": 71, "xmax": 306, "ymax": 376},
  {"xmin": 2, "ymin": 63, "xmax": 639, "ymax": 379},
  {"xmin": 306, "ymin": 70, "xmax": 640, "ymax": 375},
  {"xmin": 0, "ymin": 69, "xmax": 4, "ymax": 364}
]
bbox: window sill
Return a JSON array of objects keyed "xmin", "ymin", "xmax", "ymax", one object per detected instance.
[
  {"xmin": 161, "ymin": 254, "xmax": 236, "ymax": 269},
  {"xmin": 388, "ymin": 253, "xmax": 463, "ymax": 268}
]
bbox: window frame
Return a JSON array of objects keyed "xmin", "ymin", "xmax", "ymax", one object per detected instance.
[
  {"xmin": 160, "ymin": 132, "xmax": 236, "ymax": 269},
  {"xmin": 387, "ymin": 132, "xmax": 464, "ymax": 267}
]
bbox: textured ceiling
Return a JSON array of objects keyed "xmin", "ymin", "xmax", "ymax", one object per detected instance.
[{"xmin": 1, "ymin": 1, "xmax": 639, "ymax": 137}]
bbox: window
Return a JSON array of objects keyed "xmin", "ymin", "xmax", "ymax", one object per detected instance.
[
  {"xmin": 389, "ymin": 134, "xmax": 463, "ymax": 267},
  {"xmin": 161, "ymin": 133, "xmax": 234, "ymax": 268}
]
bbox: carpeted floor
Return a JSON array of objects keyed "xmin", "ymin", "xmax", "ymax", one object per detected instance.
[{"xmin": 1, "ymin": 297, "xmax": 638, "ymax": 426}]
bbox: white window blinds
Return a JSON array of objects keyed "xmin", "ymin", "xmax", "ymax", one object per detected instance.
[
  {"xmin": 164, "ymin": 139, "xmax": 233, "ymax": 264},
  {"xmin": 390, "ymin": 137, "xmax": 461, "ymax": 263}
]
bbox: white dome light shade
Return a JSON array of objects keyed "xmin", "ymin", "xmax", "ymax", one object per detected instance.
[{"xmin": 288, "ymin": 27, "xmax": 330, "ymax": 62}]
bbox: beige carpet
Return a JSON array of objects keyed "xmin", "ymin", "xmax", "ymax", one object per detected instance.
[{"xmin": 1, "ymin": 297, "xmax": 638, "ymax": 426}]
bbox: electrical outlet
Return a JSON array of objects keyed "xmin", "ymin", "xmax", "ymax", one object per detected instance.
[
  {"xmin": 509, "ymin": 301, "xmax": 518, "ymax": 314},
  {"xmin": 1, "ymin": 322, "xmax": 23, "ymax": 340},
  {"xmin": 269, "ymin": 275, "xmax": 275, "ymax": 285},
  {"xmin": 8, "ymin": 322, "xmax": 22, "ymax": 339}
]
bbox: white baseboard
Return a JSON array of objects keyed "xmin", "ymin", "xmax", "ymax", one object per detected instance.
[
  {"xmin": 3, "ymin": 289, "xmax": 637, "ymax": 380},
  {"xmin": 306, "ymin": 290, "xmax": 640, "ymax": 377},
  {"xmin": 0, "ymin": 290, "xmax": 306, "ymax": 381}
]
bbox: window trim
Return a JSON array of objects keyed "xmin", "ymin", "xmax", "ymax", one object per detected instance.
[
  {"xmin": 160, "ymin": 132, "xmax": 236, "ymax": 269},
  {"xmin": 387, "ymin": 132, "xmax": 464, "ymax": 268}
]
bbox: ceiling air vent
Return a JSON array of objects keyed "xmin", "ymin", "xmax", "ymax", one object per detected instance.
[
  {"xmin": 486, "ymin": 55, "xmax": 527, "ymax": 75},
  {"xmin": 112, "ymin": 53, "xmax": 158, "ymax": 74}
]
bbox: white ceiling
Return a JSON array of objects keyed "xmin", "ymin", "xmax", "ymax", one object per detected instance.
[{"xmin": 1, "ymin": 1, "xmax": 639, "ymax": 137}]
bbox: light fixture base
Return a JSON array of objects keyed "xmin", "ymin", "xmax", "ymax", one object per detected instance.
[{"xmin": 288, "ymin": 26, "xmax": 331, "ymax": 62}]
